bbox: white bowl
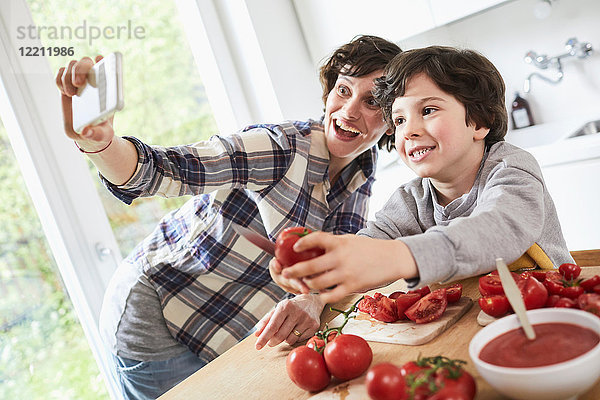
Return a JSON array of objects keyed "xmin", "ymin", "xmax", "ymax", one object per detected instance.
[{"xmin": 469, "ymin": 308, "xmax": 600, "ymax": 400}]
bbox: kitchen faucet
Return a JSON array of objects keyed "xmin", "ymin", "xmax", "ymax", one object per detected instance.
[{"xmin": 523, "ymin": 37, "xmax": 593, "ymax": 93}]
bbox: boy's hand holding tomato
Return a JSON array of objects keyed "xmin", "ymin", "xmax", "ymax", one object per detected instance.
[{"xmin": 270, "ymin": 227, "xmax": 324, "ymax": 294}]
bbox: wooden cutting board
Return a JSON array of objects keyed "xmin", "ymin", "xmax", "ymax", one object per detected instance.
[
  {"xmin": 327, "ymin": 296, "xmax": 473, "ymax": 345},
  {"xmin": 308, "ymin": 376, "xmax": 368, "ymax": 400}
]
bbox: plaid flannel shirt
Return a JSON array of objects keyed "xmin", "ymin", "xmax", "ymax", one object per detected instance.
[{"xmin": 102, "ymin": 120, "xmax": 377, "ymax": 364}]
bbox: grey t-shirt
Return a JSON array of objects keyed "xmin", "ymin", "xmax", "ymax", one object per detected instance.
[{"xmin": 358, "ymin": 141, "xmax": 573, "ymax": 287}]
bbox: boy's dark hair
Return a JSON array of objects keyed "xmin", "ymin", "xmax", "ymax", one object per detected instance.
[
  {"xmin": 374, "ymin": 46, "xmax": 508, "ymax": 146},
  {"xmin": 319, "ymin": 35, "xmax": 401, "ymax": 151}
]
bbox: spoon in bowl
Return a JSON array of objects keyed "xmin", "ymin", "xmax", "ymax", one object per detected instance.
[{"xmin": 496, "ymin": 258, "xmax": 536, "ymax": 340}]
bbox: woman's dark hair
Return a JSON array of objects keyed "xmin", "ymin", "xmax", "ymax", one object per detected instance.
[
  {"xmin": 374, "ymin": 46, "xmax": 508, "ymax": 146},
  {"xmin": 319, "ymin": 35, "xmax": 401, "ymax": 151}
]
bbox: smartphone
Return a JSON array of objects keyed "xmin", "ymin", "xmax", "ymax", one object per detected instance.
[{"xmin": 72, "ymin": 52, "xmax": 124, "ymax": 133}]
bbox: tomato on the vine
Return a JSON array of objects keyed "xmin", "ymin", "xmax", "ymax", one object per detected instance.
[
  {"xmin": 581, "ymin": 275, "xmax": 600, "ymax": 292},
  {"xmin": 559, "ymin": 263, "xmax": 581, "ymax": 280},
  {"xmin": 405, "ymin": 289, "xmax": 448, "ymax": 324},
  {"xmin": 323, "ymin": 334, "xmax": 373, "ymax": 381},
  {"xmin": 433, "ymin": 367, "xmax": 476, "ymax": 400},
  {"xmin": 286, "ymin": 346, "xmax": 330, "ymax": 392},
  {"xmin": 307, "ymin": 331, "xmax": 338, "ymax": 351},
  {"xmin": 275, "ymin": 227, "xmax": 324, "ymax": 267},
  {"xmin": 365, "ymin": 363, "xmax": 407, "ymax": 400},
  {"xmin": 560, "ymin": 285, "xmax": 585, "ymax": 300}
]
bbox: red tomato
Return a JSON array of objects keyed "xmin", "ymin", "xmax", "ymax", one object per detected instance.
[
  {"xmin": 581, "ymin": 275, "xmax": 600, "ymax": 292},
  {"xmin": 560, "ymin": 285, "xmax": 585, "ymax": 300},
  {"xmin": 433, "ymin": 368, "xmax": 476, "ymax": 400},
  {"xmin": 408, "ymin": 286, "xmax": 431, "ymax": 298},
  {"xmin": 478, "ymin": 275, "xmax": 504, "ymax": 297},
  {"xmin": 445, "ymin": 284, "xmax": 463, "ymax": 303},
  {"xmin": 286, "ymin": 346, "xmax": 331, "ymax": 392},
  {"xmin": 275, "ymin": 227, "xmax": 324, "ymax": 267},
  {"xmin": 389, "ymin": 291, "xmax": 405, "ymax": 299},
  {"xmin": 370, "ymin": 295, "xmax": 399, "ymax": 323},
  {"xmin": 478, "ymin": 295, "xmax": 511, "ymax": 317},
  {"xmin": 554, "ymin": 297, "xmax": 577, "ymax": 308},
  {"xmin": 358, "ymin": 295, "xmax": 378, "ymax": 314},
  {"xmin": 323, "ymin": 334, "xmax": 373, "ymax": 381},
  {"xmin": 528, "ymin": 270, "xmax": 549, "ymax": 282},
  {"xmin": 400, "ymin": 361, "xmax": 432, "ymax": 399},
  {"xmin": 577, "ymin": 293, "xmax": 600, "ymax": 316},
  {"xmin": 365, "ymin": 363, "xmax": 407, "ymax": 400},
  {"xmin": 394, "ymin": 292, "xmax": 422, "ymax": 320},
  {"xmin": 405, "ymin": 289, "xmax": 448, "ymax": 324},
  {"xmin": 517, "ymin": 275, "xmax": 548, "ymax": 310},
  {"xmin": 594, "ymin": 285, "xmax": 600, "ymax": 295},
  {"xmin": 559, "ymin": 263, "xmax": 581, "ymax": 280},
  {"xmin": 543, "ymin": 278, "xmax": 565, "ymax": 296},
  {"xmin": 545, "ymin": 294, "xmax": 562, "ymax": 307}
]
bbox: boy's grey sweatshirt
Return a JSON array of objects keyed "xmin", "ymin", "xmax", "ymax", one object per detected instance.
[{"xmin": 358, "ymin": 141, "xmax": 573, "ymax": 287}]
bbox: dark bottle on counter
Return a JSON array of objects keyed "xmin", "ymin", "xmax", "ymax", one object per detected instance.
[{"xmin": 510, "ymin": 92, "xmax": 534, "ymax": 129}]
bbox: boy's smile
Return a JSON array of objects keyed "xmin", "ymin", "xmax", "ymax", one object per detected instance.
[{"xmin": 391, "ymin": 73, "xmax": 489, "ymax": 204}]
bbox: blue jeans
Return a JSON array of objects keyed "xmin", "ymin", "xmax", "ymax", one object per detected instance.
[{"xmin": 111, "ymin": 351, "xmax": 207, "ymax": 400}]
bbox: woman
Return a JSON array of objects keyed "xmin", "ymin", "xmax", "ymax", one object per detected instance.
[{"xmin": 56, "ymin": 35, "xmax": 400, "ymax": 399}]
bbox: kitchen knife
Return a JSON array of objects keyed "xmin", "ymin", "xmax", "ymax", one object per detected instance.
[
  {"xmin": 232, "ymin": 223, "xmax": 276, "ymax": 256},
  {"xmin": 496, "ymin": 258, "xmax": 536, "ymax": 340}
]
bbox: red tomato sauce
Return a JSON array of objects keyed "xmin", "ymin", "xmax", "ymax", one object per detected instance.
[{"xmin": 479, "ymin": 322, "xmax": 599, "ymax": 368}]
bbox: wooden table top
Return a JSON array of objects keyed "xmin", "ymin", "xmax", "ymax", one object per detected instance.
[{"xmin": 160, "ymin": 266, "xmax": 600, "ymax": 400}]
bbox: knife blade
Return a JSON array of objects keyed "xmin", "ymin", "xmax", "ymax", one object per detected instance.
[
  {"xmin": 232, "ymin": 223, "xmax": 276, "ymax": 256},
  {"xmin": 496, "ymin": 258, "xmax": 536, "ymax": 340}
]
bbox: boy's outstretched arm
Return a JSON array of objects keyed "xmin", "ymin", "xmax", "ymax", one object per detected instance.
[{"xmin": 280, "ymin": 232, "xmax": 419, "ymax": 304}]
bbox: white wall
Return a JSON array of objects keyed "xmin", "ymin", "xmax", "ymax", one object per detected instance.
[{"xmin": 398, "ymin": 0, "xmax": 600, "ymax": 129}]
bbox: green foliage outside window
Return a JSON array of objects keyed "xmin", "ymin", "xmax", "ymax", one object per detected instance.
[{"xmin": 1, "ymin": 0, "xmax": 219, "ymax": 398}]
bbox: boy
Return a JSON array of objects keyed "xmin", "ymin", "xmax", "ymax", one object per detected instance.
[{"xmin": 274, "ymin": 46, "xmax": 573, "ymax": 304}]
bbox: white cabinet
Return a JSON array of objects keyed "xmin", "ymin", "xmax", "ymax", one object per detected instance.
[
  {"xmin": 293, "ymin": 0, "xmax": 433, "ymax": 65},
  {"xmin": 429, "ymin": 0, "xmax": 508, "ymax": 26},
  {"xmin": 541, "ymin": 158, "xmax": 600, "ymax": 251},
  {"xmin": 292, "ymin": 0, "xmax": 510, "ymax": 64}
]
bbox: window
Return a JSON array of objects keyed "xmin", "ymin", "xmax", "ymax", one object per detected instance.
[
  {"xmin": 0, "ymin": 119, "xmax": 107, "ymax": 399},
  {"xmin": 27, "ymin": 0, "xmax": 220, "ymax": 256}
]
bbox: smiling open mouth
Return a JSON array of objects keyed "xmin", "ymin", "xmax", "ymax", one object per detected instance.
[
  {"xmin": 334, "ymin": 120, "xmax": 361, "ymax": 138},
  {"xmin": 409, "ymin": 146, "xmax": 435, "ymax": 158}
]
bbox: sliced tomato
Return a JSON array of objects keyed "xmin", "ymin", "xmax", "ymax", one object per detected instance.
[
  {"xmin": 408, "ymin": 286, "xmax": 431, "ymax": 298},
  {"xmin": 357, "ymin": 295, "xmax": 378, "ymax": 314},
  {"xmin": 445, "ymin": 283, "xmax": 463, "ymax": 303},
  {"xmin": 405, "ymin": 289, "xmax": 448, "ymax": 324},
  {"xmin": 577, "ymin": 293, "xmax": 600, "ymax": 316},
  {"xmin": 517, "ymin": 275, "xmax": 548, "ymax": 310},
  {"xmin": 528, "ymin": 270, "xmax": 549, "ymax": 282},
  {"xmin": 478, "ymin": 295, "xmax": 510, "ymax": 317},
  {"xmin": 394, "ymin": 292, "xmax": 421, "ymax": 320},
  {"xmin": 558, "ymin": 263, "xmax": 581, "ymax": 280},
  {"xmin": 370, "ymin": 295, "xmax": 398, "ymax": 323},
  {"xmin": 581, "ymin": 275, "xmax": 600, "ymax": 292},
  {"xmin": 478, "ymin": 275, "xmax": 504, "ymax": 297},
  {"xmin": 389, "ymin": 290, "xmax": 405, "ymax": 299}
]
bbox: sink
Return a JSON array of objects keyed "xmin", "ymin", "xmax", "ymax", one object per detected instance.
[{"xmin": 568, "ymin": 119, "xmax": 600, "ymax": 138}]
